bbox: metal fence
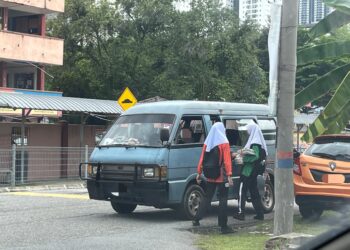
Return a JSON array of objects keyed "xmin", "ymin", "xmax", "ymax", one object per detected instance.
[{"xmin": 0, "ymin": 146, "xmax": 93, "ymax": 186}]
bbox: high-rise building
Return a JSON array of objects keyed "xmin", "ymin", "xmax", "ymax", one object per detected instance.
[
  {"xmin": 299, "ymin": 0, "xmax": 333, "ymax": 26},
  {"xmin": 221, "ymin": 0, "xmax": 234, "ymax": 9},
  {"xmin": 174, "ymin": 0, "xmax": 234, "ymax": 11},
  {"xmin": 235, "ymin": 0, "xmax": 271, "ymax": 27},
  {"xmin": 0, "ymin": 0, "xmax": 64, "ymax": 91}
]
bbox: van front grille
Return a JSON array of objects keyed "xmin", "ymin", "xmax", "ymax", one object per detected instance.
[{"xmin": 100, "ymin": 165, "xmax": 137, "ymax": 181}]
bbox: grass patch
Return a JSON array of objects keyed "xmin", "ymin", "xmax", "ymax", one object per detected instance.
[
  {"xmin": 196, "ymin": 212, "xmax": 340, "ymax": 250},
  {"xmin": 197, "ymin": 232, "xmax": 269, "ymax": 250}
]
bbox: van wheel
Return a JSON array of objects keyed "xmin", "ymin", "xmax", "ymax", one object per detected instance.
[
  {"xmin": 299, "ymin": 204, "xmax": 323, "ymax": 220},
  {"xmin": 178, "ymin": 184, "xmax": 205, "ymax": 220},
  {"xmin": 111, "ymin": 201, "xmax": 137, "ymax": 214},
  {"xmin": 261, "ymin": 180, "xmax": 274, "ymax": 213}
]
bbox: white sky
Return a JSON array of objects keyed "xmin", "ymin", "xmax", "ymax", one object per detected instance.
[{"xmin": 173, "ymin": 0, "xmax": 191, "ymax": 12}]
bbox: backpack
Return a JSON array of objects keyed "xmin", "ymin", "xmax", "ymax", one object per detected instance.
[
  {"xmin": 252, "ymin": 144, "xmax": 267, "ymax": 175},
  {"xmin": 202, "ymin": 146, "xmax": 222, "ymax": 179}
]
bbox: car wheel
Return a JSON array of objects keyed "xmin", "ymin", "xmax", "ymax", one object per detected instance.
[
  {"xmin": 261, "ymin": 180, "xmax": 275, "ymax": 213},
  {"xmin": 111, "ymin": 201, "xmax": 137, "ymax": 214},
  {"xmin": 299, "ymin": 204, "xmax": 323, "ymax": 220},
  {"xmin": 177, "ymin": 184, "xmax": 205, "ymax": 220}
]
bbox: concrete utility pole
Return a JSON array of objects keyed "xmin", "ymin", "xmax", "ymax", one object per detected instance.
[{"xmin": 273, "ymin": 0, "xmax": 298, "ymax": 236}]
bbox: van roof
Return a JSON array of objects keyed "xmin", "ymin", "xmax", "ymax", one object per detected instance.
[{"xmin": 124, "ymin": 100, "xmax": 270, "ymax": 116}]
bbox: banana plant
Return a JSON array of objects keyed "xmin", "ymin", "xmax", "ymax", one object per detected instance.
[{"xmin": 296, "ymin": 0, "xmax": 350, "ymax": 142}]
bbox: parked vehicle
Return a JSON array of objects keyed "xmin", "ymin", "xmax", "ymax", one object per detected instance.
[
  {"xmin": 79, "ymin": 101, "xmax": 277, "ymax": 219},
  {"xmin": 293, "ymin": 134, "xmax": 350, "ymax": 220}
]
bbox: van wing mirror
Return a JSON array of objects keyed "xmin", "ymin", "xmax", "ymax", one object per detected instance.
[{"xmin": 160, "ymin": 128, "xmax": 170, "ymax": 143}]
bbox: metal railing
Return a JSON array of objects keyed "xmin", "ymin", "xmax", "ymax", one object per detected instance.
[{"xmin": 0, "ymin": 145, "xmax": 93, "ymax": 186}]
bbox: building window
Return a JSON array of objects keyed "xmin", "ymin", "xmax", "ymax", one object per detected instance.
[
  {"xmin": 14, "ymin": 73, "xmax": 34, "ymax": 89},
  {"xmin": 9, "ymin": 15, "xmax": 40, "ymax": 35},
  {"xmin": 0, "ymin": 8, "xmax": 3, "ymax": 30},
  {"xmin": 11, "ymin": 127, "xmax": 29, "ymax": 146}
]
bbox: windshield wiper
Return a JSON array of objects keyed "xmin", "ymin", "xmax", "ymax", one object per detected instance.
[
  {"xmin": 312, "ymin": 152, "xmax": 336, "ymax": 160},
  {"xmin": 98, "ymin": 144, "xmax": 130, "ymax": 148},
  {"xmin": 98, "ymin": 144, "xmax": 163, "ymax": 148},
  {"xmin": 334, "ymin": 154, "xmax": 350, "ymax": 162}
]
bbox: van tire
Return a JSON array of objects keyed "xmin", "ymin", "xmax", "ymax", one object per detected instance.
[
  {"xmin": 261, "ymin": 180, "xmax": 274, "ymax": 213},
  {"xmin": 111, "ymin": 201, "xmax": 137, "ymax": 214},
  {"xmin": 299, "ymin": 204, "xmax": 323, "ymax": 220},
  {"xmin": 178, "ymin": 184, "xmax": 205, "ymax": 220}
]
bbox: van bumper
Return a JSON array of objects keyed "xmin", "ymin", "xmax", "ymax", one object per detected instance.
[{"xmin": 87, "ymin": 180, "xmax": 169, "ymax": 208}]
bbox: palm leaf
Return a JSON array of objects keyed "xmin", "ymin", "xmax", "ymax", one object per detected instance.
[
  {"xmin": 295, "ymin": 63, "xmax": 350, "ymax": 108},
  {"xmin": 301, "ymin": 71, "xmax": 350, "ymax": 142},
  {"xmin": 323, "ymin": 0, "xmax": 350, "ymax": 15},
  {"xmin": 308, "ymin": 11, "xmax": 350, "ymax": 41},
  {"xmin": 324, "ymin": 104, "xmax": 350, "ymax": 134},
  {"xmin": 302, "ymin": 102, "xmax": 350, "ymax": 142},
  {"xmin": 298, "ymin": 41, "xmax": 350, "ymax": 65}
]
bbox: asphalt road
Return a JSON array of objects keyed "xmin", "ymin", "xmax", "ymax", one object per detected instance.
[{"xmin": 0, "ymin": 188, "xmax": 273, "ymax": 250}]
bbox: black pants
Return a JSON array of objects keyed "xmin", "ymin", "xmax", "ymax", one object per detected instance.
[
  {"xmin": 194, "ymin": 182, "xmax": 229, "ymax": 227},
  {"xmin": 237, "ymin": 172, "xmax": 264, "ymax": 216}
]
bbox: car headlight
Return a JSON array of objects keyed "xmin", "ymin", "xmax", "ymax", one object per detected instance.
[{"xmin": 143, "ymin": 168, "xmax": 154, "ymax": 178}]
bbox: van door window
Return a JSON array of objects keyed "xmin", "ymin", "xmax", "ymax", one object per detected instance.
[
  {"xmin": 223, "ymin": 118, "xmax": 255, "ymax": 146},
  {"xmin": 257, "ymin": 119, "xmax": 276, "ymax": 143},
  {"xmin": 174, "ymin": 116, "xmax": 205, "ymax": 144}
]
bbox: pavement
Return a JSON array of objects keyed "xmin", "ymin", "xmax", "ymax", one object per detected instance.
[{"xmin": 0, "ymin": 180, "xmax": 86, "ymax": 193}]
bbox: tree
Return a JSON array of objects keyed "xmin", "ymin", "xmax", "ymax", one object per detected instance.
[
  {"xmin": 295, "ymin": 0, "xmax": 350, "ymax": 142},
  {"xmin": 46, "ymin": 0, "xmax": 267, "ymax": 103}
]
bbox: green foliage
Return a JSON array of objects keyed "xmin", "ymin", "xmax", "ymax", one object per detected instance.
[
  {"xmin": 295, "ymin": 63, "xmax": 350, "ymax": 108},
  {"xmin": 295, "ymin": 1, "xmax": 350, "ymax": 142},
  {"xmin": 298, "ymin": 41, "xmax": 350, "ymax": 66},
  {"xmin": 46, "ymin": 0, "xmax": 267, "ymax": 103},
  {"xmin": 323, "ymin": 0, "xmax": 350, "ymax": 15},
  {"xmin": 302, "ymin": 72, "xmax": 350, "ymax": 142},
  {"xmin": 308, "ymin": 11, "xmax": 350, "ymax": 41}
]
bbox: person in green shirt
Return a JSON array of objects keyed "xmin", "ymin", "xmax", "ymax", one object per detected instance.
[{"xmin": 232, "ymin": 123, "xmax": 267, "ymax": 221}]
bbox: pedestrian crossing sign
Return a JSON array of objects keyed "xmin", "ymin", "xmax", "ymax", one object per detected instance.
[{"xmin": 117, "ymin": 87, "xmax": 137, "ymax": 111}]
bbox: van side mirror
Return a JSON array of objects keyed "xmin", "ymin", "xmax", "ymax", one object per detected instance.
[
  {"xmin": 95, "ymin": 131, "xmax": 106, "ymax": 145},
  {"xmin": 160, "ymin": 128, "xmax": 170, "ymax": 143}
]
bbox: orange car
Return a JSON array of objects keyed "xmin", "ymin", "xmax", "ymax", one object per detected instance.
[{"xmin": 293, "ymin": 134, "xmax": 350, "ymax": 219}]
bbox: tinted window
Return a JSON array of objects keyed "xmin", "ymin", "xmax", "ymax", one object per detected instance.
[
  {"xmin": 305, "ymin": 138, "xmax": 350, "ymax": 162},
  {"xmin": 174, "ymin": 116, "xmax": 205, "ymax": 144},
  {"xmin": 223, "ymin": 118, "xmax": 255, "ymax": 146}
]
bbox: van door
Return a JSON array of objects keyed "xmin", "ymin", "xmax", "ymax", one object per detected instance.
[
  {"xmin": 167, "ymin": 115, "xmax": 206, "ymax": 203},
  {"xmin": 256, "ymin": 118, "xmax": 277, "ymax": 176},
  {"xmin": 221, "ymin": 117, "xmax": 257, "ymax": 199}
]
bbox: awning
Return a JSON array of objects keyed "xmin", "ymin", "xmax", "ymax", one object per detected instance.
[{"xmin": 0, "ymin": 92, "xmax": 123, "ymax": 115}]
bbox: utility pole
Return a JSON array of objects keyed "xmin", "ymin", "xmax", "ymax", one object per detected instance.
[{"xmin": 273, "ymin": 0, "xmax": 298, "ymax": 236}]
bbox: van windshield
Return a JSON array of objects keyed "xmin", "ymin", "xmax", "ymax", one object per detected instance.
[{"xmin": 99, "ymin": 114, "xmax": 175, "ymax": 147}]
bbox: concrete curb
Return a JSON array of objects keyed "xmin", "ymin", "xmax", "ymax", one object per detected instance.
[{"xmin": 0, "ymin": 182, "xmax": 87, "ymax": 193}]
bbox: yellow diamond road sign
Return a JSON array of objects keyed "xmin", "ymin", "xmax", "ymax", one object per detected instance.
[{"xmin": 118, "ymin": 87, "xmax": 137, "ymax": 111}]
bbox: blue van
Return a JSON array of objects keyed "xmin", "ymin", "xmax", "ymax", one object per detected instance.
[{"xmin": 80, "ymin": 101, "xmax": 276, "ymax": 219}]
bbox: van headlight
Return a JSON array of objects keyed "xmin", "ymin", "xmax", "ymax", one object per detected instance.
[
  {"xmin": 142, "ymin": 166, "xmax": 167, "ymax": 179},
  {"xmin": 87, "ymin": 164, "xmax": 98, "ymax": 177},
  {"xmin": 143, "ymin": 168, "xmax": 154, "ymax": 178}
]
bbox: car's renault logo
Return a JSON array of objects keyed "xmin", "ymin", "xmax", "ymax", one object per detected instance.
[{"xmin": 329, "ymin": 162, "xmax": 336, "ymax": 171}]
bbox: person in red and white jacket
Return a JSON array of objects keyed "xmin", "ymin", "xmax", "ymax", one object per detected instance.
[{"xmin": 193, "ymin": 122, "xmax": 234, "ymax": 234}]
